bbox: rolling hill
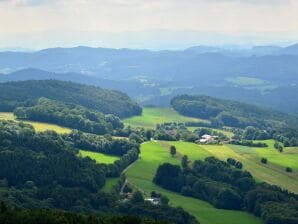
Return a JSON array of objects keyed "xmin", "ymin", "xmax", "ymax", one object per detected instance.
[{"xmin": 0, "ymin": 80, "xmax": 141, "ymax": 118}]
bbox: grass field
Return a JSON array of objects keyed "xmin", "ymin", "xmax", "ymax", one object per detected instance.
[
  {"xmin": 201, "ymin": 142, "xmax": 298, "ymax": 193},
  {"xmin": 126, "ymin": 141, "xmax": 261, "ymax": 224},
  {"xmin": 102, "ymin": 177, "xmax": 119, "ymax": 192},
  {"xmin": 79, "ymin": 150, "xmax": 119, "ymax": 164},
  {"xmin": 0, "ymin": 112, "xmax": 71, "ymax": 134},
  {"xmin": 123, "ymin": 107, "xmax": 209, "ymax": 129}
]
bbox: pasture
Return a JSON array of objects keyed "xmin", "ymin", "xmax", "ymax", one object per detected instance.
[
  {"xmin": 125, "ymin": 141, "xmax": 261, "ymax": 224},
  {"xmin": 123, "ymin": 107, "xmax": 209, "ymax": 129},
  {"xmin": 79, "ymin": 149, "xmax": 119, "ymax": 164},
  {"xmin": 0, "ymin": 112, "xmax": 71, "ymax": 134},
  {"xmin": 201, "ymin": 143, "xmax": 298, "ymax": 193}
]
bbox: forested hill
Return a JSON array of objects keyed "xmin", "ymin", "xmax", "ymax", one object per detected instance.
[
  {"xmin": 0, "ymin": 80, "xmax": 142, "ymax": 118},
  {"xmin": 171, "ymin": 95, "xmax": 298, "ymax": 129}
]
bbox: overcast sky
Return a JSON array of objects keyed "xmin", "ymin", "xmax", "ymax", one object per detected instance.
[{"xmin": 0, "ymin": 0, "xmax": 298, "ymax": 49}]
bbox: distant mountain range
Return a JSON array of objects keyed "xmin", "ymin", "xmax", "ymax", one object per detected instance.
[
  {"xmin": 0, "ymin": 44, "xmax": 298, "ymax": 85},
  {"xmin": 0, "ymin": 44, "xmax": 298, "ymax": 114}
]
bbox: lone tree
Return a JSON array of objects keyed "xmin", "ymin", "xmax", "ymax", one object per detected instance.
[
  {"xmin": 286, "ymin": 167, "xmax": 293, "ymax": 173},
  {"xmin": 170, "ymin": 145, "xmax": 176, "ymax": 157},
  {"xmin": 181, "ymin": 155, "xmax": 189, "ymax": 169},
  {"xmin": 261, "ymin": 158, "xmax": 268, "ymax": 164},
  {"xmin": 160, "ymin": 195, "xmax": 170, "ymax": 205}
]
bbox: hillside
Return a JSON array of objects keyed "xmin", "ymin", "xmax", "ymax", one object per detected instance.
[
  {"xmin": 0, "ymin": 80, "xmax": 141, "ymax": 118},
  {"xmin": 171, "ymin": 95, "xmax": 298, "ymax": 129}
]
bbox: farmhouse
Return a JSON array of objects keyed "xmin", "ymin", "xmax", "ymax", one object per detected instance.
[
  {"xmin": 198, "ymin": 134, "xmax": 218, "ymax": 144},
  {"xmin": 145, "ymin": 198, "xmax": 160, "ymax": 205}
]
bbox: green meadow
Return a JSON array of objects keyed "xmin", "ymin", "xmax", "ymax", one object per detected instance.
[
  {"xmin": 102, "ymin": 177, "xmax": 119, "ymax": 192},
  {"xmin": 200, "ymin": 143, "xmax": 298, "ymax": 193},
  {"xmin": 79, "ymin": 149, "xmax": 119, "ymax": 164},
  {"xmin": 123, "ymin": 107, "xmax": 209, "ymax": 129},
  {"xmin": 125, "ymin": 141, "xmax": 262, "ymax": 224},
  {"xmin": 0, "ymin": 112, "xmax": 71, "ymax": 134}
]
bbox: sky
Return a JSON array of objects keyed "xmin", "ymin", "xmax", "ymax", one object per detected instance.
[{"xmin": 0, "ymin": 0, "xmax": 298, "ymax": 49}]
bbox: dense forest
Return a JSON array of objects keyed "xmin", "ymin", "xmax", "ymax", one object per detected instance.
[
  {"xmin": 0, "ymin": 120, "xmax": 197, "ymax": 224},
  {"xmin": 0, "ymin": 80, "xmax": 142, "ymax": 118},
  {"xmin": 0, "ymin": 206, "xmax": 169, "ymax": 224},
  {"xmin": 171, "ymin": 95, "xmax": 298, "ymax": 146},
  {"xmin": 14, "ymin": 98, "xmax": 123, "ymax": 135},
  {"xmin": 154, "ymin": 157, "xmax": 298, "ymax": 224}
]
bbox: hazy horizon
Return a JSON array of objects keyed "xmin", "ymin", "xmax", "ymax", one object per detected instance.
[{"xmin": 1, "ymin": 0, "xmax": 298, "ymax": 49}]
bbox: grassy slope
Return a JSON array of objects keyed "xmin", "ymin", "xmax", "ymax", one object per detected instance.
[
  {"xmin": 201, "ymin": 143, "xmax": 298, "ymax": 193},
  {"xmin": 123, "ymin": 107, "xmax": 209, "ymax": 129},
  {"xmin": 126, "ymin": 141, "xmax": 261, "ymax": 224},
  {"xmin": 79, "ymin": 150, "xmax": 119, "ymax": 164},
  {"xmin": 101, "ymin": 177, "xmax": 119, "ymax": 192},
  {"xmin": 0, "ymin": 112, "xmax": 71, "ymax": 134}
]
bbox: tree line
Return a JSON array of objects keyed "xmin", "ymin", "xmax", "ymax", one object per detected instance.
[
  {"xmin": 0, "ymin": 80, "xmax": 142, "ymax": 118},
  {"xmin": 154, "ymin": 157, "xmax": 298, "ymax": 224},
  {"xmin": 171, "ymin": 95, "xmax": 298, "ymax": 146},
  {"xmin": 14, "ymin": 97, "xmax": 123, "ymax": 135},
  {"xmin": 0, "ymin": 120, "xmax": 198, "ymax": 224}
]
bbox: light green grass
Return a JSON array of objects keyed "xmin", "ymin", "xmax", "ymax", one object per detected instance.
[
  {"xmin": 123, "ymin": 107, "xmax": 209, "ymax": 129},
  {"xmin": 102, "ymin": 177, "xmax": 119, "ymax": 192},
  {"xmin": 79, "ymin": 150, "xmax": 119, "ymax": 164},
  {"xmin": 126, "ymin": 141, "xmax": 261, "ymax": 224},
  {"xmin": 202, "ymin": 144, "xmax": 298, "ymax": 193},
  {"xmin": 0, "ymin": 112, "xmax": 71, "ymax": 134}
]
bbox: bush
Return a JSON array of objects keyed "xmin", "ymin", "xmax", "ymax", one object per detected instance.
[
  {"xmin": 286, "ymin": 167, "xmax": 293, "ymax": 173},
  {"xmin": 261, "ymin": 158, "xmax": 268, "ymax": 164}
]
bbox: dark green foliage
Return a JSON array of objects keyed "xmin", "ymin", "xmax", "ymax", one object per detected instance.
[
  {"xmin": 14, "ymin": 98, "xmax": 123, "ymax": 135},
  {"xmin": 131, "ymin": 191, "xmax": 144, "ymax": 204},
  {"xmin": 154, "ymin": 157, "xmax": 253, "ymax": 210},
  {"xmin": 0, "ymin": 120, "xmax": 198, "ymax": 224},
  {"xmin": 261, "ymin": 158, "xmax": 268, "ymax": 164},
  {"xmin": 170, "ymin": 145, "xmax": 177, "ymax": 157},
  {"xmin": 154, "ymin": 123, "xmax": 198, "ymax": 142},
  {"xmin": 67, "ymin": 130, "xmax": 139, "ymax": 156},
  {"xmin": 153, "ymin": 163, "xmax": 183, "ymax": 192},
  {"xmin": 171, "ymin": 95, "xmax": 298, "ymax": 146},
  {"xmin": 286, "ymin": 167, "xmax": 293, "ymax": 173},
  {"xmin": 182, "ymin": 155, "xmax": 189, "ymax": 169},
  {"xmin": 230, "ymin": 140, "xmax": 268, "ymax": 147},
  {"xmin": 171, "ymin": 96, "xmax": 221, "ymax": 119},
  {"xmin": 227, "ymin": 158, "xmax": 243, "ymax": 169},
  {"xmin": 274, "ymin": 141, "xmax": 283, "ymax": 153},
  {"xmin": 0, "ymin": 206, "xmax": 171, "ymax": 224},
  {"xmin": 154, "ymin": 157, "xmax": 298, "ymax": 224},
  {"xmin": 0, "ymin": 80, "xmax": 141, "ymax": 118},
  {"xmin": 160, "ymin": 196, "xmax": 169, "ymax": 205},
  {"xmin": 0, "ymin": 120, "xmax": 136, "ymax": 210},
  {"xmin": 116, "ymin": 202, "xmax": 198, "ymax": 224}
]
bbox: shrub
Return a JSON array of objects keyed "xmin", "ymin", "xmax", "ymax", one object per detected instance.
[{"xmin": 261, "ymin": 158, "xmax": 268, "ymax": 164}]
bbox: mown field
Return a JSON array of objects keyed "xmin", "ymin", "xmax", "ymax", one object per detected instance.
[
  {"xmin": 79, "ymin": 149, "xmax": 119, "ymax": 164},
  {"xmin": 125, "ymin": 141, "xmax": 262, "ymax": 224},
  {"xmin": 161, "ymin": 140, "xmax": 298, "ymax": 193},
  {"xmin": 0, "ymin": 112, "xmax": 71, "ymax": 134},
  {"xmin": 123, "ymin": 107, "xmax": 209, "ymax": 129}
]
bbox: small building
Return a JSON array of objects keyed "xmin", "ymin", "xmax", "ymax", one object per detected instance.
[
  {"xmin": 145, "ymin": 198, "xmax": 160, "ymax": 205},
  {"xmin": 198, "ymin": 134, "xmax": 218, "ymax": 144}
]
